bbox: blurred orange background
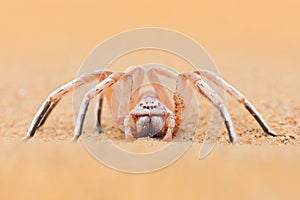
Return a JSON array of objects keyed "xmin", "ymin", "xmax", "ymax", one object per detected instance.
[
  {"xmin": 1, "ymin": 0, "xmax": 300, "ymax": 70},
  {"xmin": 0, "ymin": 0, "xmax": 300, "ymax": 200},
  {"xmin": 1, "ymin": 0, "xmax": 300, "ymax": 95}
]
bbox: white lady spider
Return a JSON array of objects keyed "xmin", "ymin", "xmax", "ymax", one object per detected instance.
[{"xmin": 24, "ymin": 66, "xmax": 277, "ymax": 143}]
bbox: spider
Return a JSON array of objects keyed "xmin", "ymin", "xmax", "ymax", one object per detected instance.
[{"xmin": 24, "ymin": 65, "xmax": 278, "ymax": 143}]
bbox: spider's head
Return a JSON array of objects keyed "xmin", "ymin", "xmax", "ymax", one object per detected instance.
[{"xmin": 130, "ymin": 96, "xmax": 168, "ymax": 138}]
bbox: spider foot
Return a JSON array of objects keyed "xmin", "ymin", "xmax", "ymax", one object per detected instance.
[
  {"xmin": 265, "ymin": 130, "xmax": 281, "ymax": 137},
  {"xmin": 125, "ymin": 134, "xmax": 135, "ymax": 142},
  {"xmin": 22, "ymin": 135, "xmax": 32, "ymax": 142},
  {"xmin": 162, "ymin": 131, "xmax": 173, "ymax": 142},
  {"xmin": 96, "ymin": 124, "xmax": 104, "ymax": 134},
  {"xmin": 71, "ymin": 135, "xmax": 80, "ymax": 143}
]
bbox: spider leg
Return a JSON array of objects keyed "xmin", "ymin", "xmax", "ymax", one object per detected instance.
[
  {"xmin": 147, "ymin": 66, "xmax": 178, "ymax": 79},
  {"xmin": 146, "ymin": 66, "xmax": 196, "ymax": 138},
  {"xmin": 72, "ymin": 73, "xmax": 125, "ymax": 141},
  {"xmin": 24, "ymin": 100, "xmax": 52, "ymax": 141},
  {"xmin": 95, "ymin": 93, "xmax": 104, "ymax": 133},
  {"xmin": 181, "ymin": 73, "xmax": 237, "ymax": 143},
  {"xmin": 162, "ymin": 115, "xmax": 176, "ymax": 142},
  {"xmin": 124, "ymin": 115, "xmax": 135, "ymax": 140},
  {"xmin": 125, "ymin": 66, "xmax": 145, "ymax": 108},
  {"xmin": 194, "ymin": 70, "xmax": 278, "ymax": 136},
  {"xmin": 37, "ymin": 99, "xmax": 60, "ymax": 128},
  {"xmin": 146, "ymin": 66, "xmax": 195, "ymax": 131},
  {"xmin": 147, "ymin": 66, "xmax": 178, "ymax": 110},
  {"xmin": 24, "ymin": 70, "xmax": 112, "ymax": 141},
  {"xmin": 95, "ymin": 66, "xmax": 143, "ymax": 133}
]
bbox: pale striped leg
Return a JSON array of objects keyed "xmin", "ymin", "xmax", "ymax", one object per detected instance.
[
  {"xmin": 72, "ymin": 73, "xmax": 125, "ymax": 141},
  {"xmin": 146, "ymin": 66, "xmax": 178, "ymax": 110},
  {"xmin": 124, "ymin": 115, "xmax": 135, "ymax": 140},
  {"xmin": 162, "ymin": 115, "xmax": 176, "ymax": 142},
  {"xmin": 194, "ymin": 70, "xmax": 277, "ymax": 137},
  {"xmin": 37, "ymin": 99, "xmax": 60, "ymax": 128},
  {"xmin": 94, "ymin": 66, "xmax": 144, "ymax": 133},
  {"xmin": 24, "ymin": 70, "xmax": 112, "ymax": 141},
  {"xmin": 181, "ymin": 73, "xmax": 237, "ymax": 143},
  {"xmin": 125, "ymin": 66, "xmax": 145, "ymax": 107},
  {"xmin": 95, "ymin": 93, "xmax": 104, "ymax": 133}
]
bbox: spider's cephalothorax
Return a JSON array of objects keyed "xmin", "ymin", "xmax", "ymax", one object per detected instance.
[{"xmin": 24, "ymin": 66, "xmax": 278, "ymax": 143}]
